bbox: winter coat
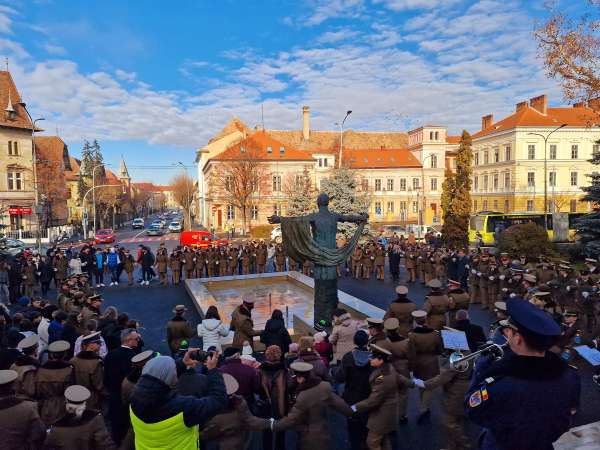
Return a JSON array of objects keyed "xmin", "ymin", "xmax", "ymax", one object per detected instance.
[
  {"xmin": 220, "ymin": 359, "xmax": 260, "ymax": 402},
  {"xmin": 258, "ymin": 361, "xmax": 290, "ymax": 419},
  {"xmin": 260, "ymin": 318, "xmax": 292, "ymax": 355},
  {"xmin": 424, "ymin": 361, "xmax": 472, "ymax": 416},
  {"xmin": 330, "ymin": 313, "xmax": 365, "ymax": 362},
  {"xmin": 355, "ymin": 363, "xmax": 400, "ymax": 434},
  {"xmin": 94, "ymin": 253, "xmax": 105, "ymax": 270},
  {"xmin": 69, "ymin": 257, "xmax": 83, "ymax": 275},
  {"xmin": 407, "ymin": 326, "xmax": 443, "ymax": 380},
  {"xmin": 231, "ymin": 305, "xmax": 261, "ymax": 349},
  {"xmin": 273, "ymin": 378, "xmax": 352, "ymax": 450},
  {"xmin": 140, "ymin": 251, "xmax": 154, "ymax": 268},
  {"xmin": 70, "ymin": 351, "xmax": 105, "ymax": 410},
  {"xmin": 333, "ymin": 347, "xmax": 372, "ymax": 405},
  {"xmin": 196, "ymin": 318, "xmax": 229, "ymax": 351},
  {"xmin": 383, "ymin": 297, "xmax": 417, "ymax": 337},
  {"xmin": 107, "ymin": 252, "xmax": 119, "ymax": 269},
  {"xmin": 297, "ymin": 351, "xmax": 330, "ymax": 381},
  {"xmin": 43, "ymin": 410, "xmax": 116, "ymax": 450},
  {"xmin": 166, "ymin": 316, "xmax": 195, "ymax": 354},
  {"xmin": 35, "ymin": 360, "xmax": 75, "ymax": 426},
  {"xmin": 40, "ymin": 262, "xmax": 56, "ymax": 282},
  {"xmin": 0, "ymin": 395, "xmax": 46, "ymax": 450}
]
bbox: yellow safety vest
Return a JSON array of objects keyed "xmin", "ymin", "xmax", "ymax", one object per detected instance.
[{"xmin": 130, "ymin": 407, "xmax": 199, "ymax": 450}]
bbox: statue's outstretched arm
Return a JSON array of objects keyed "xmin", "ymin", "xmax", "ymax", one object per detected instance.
[
  {"xmin": 337, "ymin": 213, "xmax": 369, "ymax": 224},
  {"xmin": 268, "ymin": 214, "xmax": 313, "ymax": 224}
]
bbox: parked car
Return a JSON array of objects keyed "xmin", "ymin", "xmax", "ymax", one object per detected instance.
[
  {"xmin": 271, "ymin": 226, "xmax": 282, "ymax": 244},
  {"xmin": 168, "ymin": 221, "xmax": 182, "ymax": 233},
  {"xmin": 94, "ymin": 229, "xmax": 115, "ymax": 244},
  {"xmin": 0, "ymin": 237, "xmax": 26, "ymax": 258},
  {"xmin": 132, "ymin": 218, "xmax": 145, "ymax": 229},
  {"xmin": 147, "ymin": 224, "xmax": 165, "ymax": 236},
  {"xmin": 179, "ymin": 231, "xmax": 227, "ymax": 248},
  {"xmin": 150, "ymin": 220, "xmax": 164, "ymax": 229}
]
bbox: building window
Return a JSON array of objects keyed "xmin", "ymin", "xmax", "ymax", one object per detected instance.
[
  {"xmin": 412, "ymin": 201, "xmax": 418, "ymax": 213},
  {"xmin": 375, "ymin": 201, "xmax": 382, "ymax": 215},
  {"xmin": 435, "ymin": 131, "xmax": 439, "ymax": 140},
  {"xmin": 399, "ymin": 178, "xmax": 406, "ymax": 191},
  {"xmin": 387, "ymin": 201, "xmax": 394, "ymax": 213},
  {"xmin": 400, "ymin": 201, "xmax": 407, "ymax": 210},
  {"xmin": 387, "ymin": 179, "xmax": 394, "ymax": 191},
  {"xmin": 570, "ymin": 199, "xmax": 577, "ymax": 212},
  {"xmin": 483, "ymin": 175, "xmax": 489, "ymax": 191},
  {"xmin": 279, "ymin": 146, "xmax": 285, "ymax": 155},
  {"xmin": 225, "ymin": 175, "xmax": 233, "ymax": 191},
  {"xmin": 361, "ymin": 178, "xmax": 368, "ymax": 191},
  {"xmin": 549, "ymin": 144, "xmax": 557, "ymax": 160},
  {"xmin": 549, "ymin": 171, "xmax": 556, "ymax": 187},
  {"xmin": 528, "ymin": 144, "xmax": 535, "ymax": 160},
  {"xmin": 429, "ymin": 131, "xmax": 434, "ymax": 140},
  {"xmin": 483, "ymin": 200, "xmax": 488, "ymax": 210},
  {"xmin": 473, "ymin": 200, "xmax": 478, "ymax": 211},
  {"xmin": 594, "ymin": 144, "xmax": 600, "ymax": 157},
  {"xmin": 273, "ymin": 204, "xmax": 282, "ymax": 216},
  {"xmin": 430, "ymin": 178, "xmax": 437, "ymax": 191},
  {"xmin": 7, "ymin": 141, "xmax": 18, "ymax": 156},
  {"xmin": 527, "ymin": 200, "xmax": 534, "ymax": 211},
  {"xmin": 375, "ymin": 179, "xmax": 382, "ymax": 191},
  {"xmin": 571, "ymin": 144, "xmax": 578, "ymax": 159},
  {"xmin": 527, "ymin": 172, "xmax": 535, "ymax": 187},
  {"xmin": 493, "ymin": 200, "xmax": 498, "ymax": 210},
  {"xmin": 504, "ymin": 199, "xmax": 509, "ymax": 212},
  {"xmin": 412, "ymin": 178, "xmax": 420, "ymax": 190},
  {"xmin": 272, "ymin": 175, "xmax": 281, "ymax": 192},
  {"xmin": 430, "ymin": 154, "xmax": 437, "ymax": 168},
  {"xmin": 318, "ymin": 158, "xmax": 322, "ymax": 167},
  {"xmin": 494, "ymin": 148, "xmax": 499, "ymax": 163},
  {"xmin": 474, "ymin": 153, "xmax": 479, "ymax": 165},
  {"xmin": 570, "ymin": 172, "xmax": 578, "ymax": 186},
  {"xmin": 267, "ymin": 146, "xmax": 273, "ymax": 154},
  {"xmin": 251, "ymin": 205, "xmax": 258, "ymax": 220},
  {"xmin": 318, "ymin": 157, "xmax": 328, "ymax": 167},
  {"xmin": 484, "ymin": 151, "xmax": 489, "ymax": 165},
  {"xmin": 504, "ymin": 172, "xmax": 510, "ymax": 190},
  {"xmin": 474, "ymin": 176, "xmax": 479, "ymax": 191},
  {"xmin": 493, "ymin": 173, "xmax": 499, "ymax": 190},
  {"xmin": 226, "ymin": 205, "xmax": 235, "ymax": 220},
  {"xmin": 505, "ymin": 145, "xmax": 511, "ymax": 161},
  {"xmin": 7, "ymin": 171, "xmax": 22, "ymax": 190}
]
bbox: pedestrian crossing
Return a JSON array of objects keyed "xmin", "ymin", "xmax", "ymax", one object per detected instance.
[{"xmin": 118, "ymin": 236, "xmax": 179, "ymax": 244}]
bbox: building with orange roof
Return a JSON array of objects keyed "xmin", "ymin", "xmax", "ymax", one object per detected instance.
[
  {"xmin": 0, "ymin": 71, "xmax": 37, "ymax": 231},
  {"xmin": 35, "ymin": 136, "xmax": 71, "ymax": 226},
  {"xmin": 471, "ymin": 94, "xmax": 600, "ymax": 216}
]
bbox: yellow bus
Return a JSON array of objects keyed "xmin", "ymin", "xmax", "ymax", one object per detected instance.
[{"xmin": 468, "ymin": 211, "xmax": 585, "ymax": 245}]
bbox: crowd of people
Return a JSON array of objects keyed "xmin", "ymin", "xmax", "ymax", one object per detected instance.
[{"xmin": 0, "ymin": 231, "xmax": 595, "ymax": 450}]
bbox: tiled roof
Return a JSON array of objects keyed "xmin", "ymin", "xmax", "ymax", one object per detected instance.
[
  {"xmin": 0, "ymin": 71, "xmax": 34, "ymax": 130},
  {"xmin": 210, "ymin": 130, "xmax": 315, "ymax": 162},
  {"xmin": 35, "ymin": 136, "xmax": 69, "ymax": 167},
  {"xmin": 472, "ymin": 104, "xmax": 600, "ymax": 139},
  {"xmin": 133, "ymin": 182, "xmax": 159, "ymax": 191},
  {"xmin": 154, "ymin": 185, "xmax": 173, "ymax": 192},
  {"xmin": 343, "ymin": 149, "xmax": 422, "ymax": 169},
  {"xmin": 446, "ymin": 135, "xmax": 461, "ymax": 144},
  {"xmin": 104, "ymin": 170, "xmax": 122, "ymax": 185},
  {"xmin": 64, "ymin": 157, "xmax": 81, "ymax": 182},
  {"xmin": 208, "ymin": 117, "xmax": 251, "ymax": 144}
]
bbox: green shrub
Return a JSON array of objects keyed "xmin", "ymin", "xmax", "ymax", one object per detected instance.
[{"xmin": 497, "ymin": 222, "xmax": 556, "ymax": 259}]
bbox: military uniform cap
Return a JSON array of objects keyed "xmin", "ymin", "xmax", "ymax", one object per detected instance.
[
  {"xmin": 64, "ymin": 385, "xmax": 91, "ymax": 404},
  {"xmin": 0, "ymin": 370, "xmax": 18, "ymax": 385},
  {"xmin": 242, "ymin": 294, "xmax": 256, "ymax": 304},
  {"xmin": 447, "ymin": 279, "xmax": 461, "ymax": 286},
  {"xmin": 370, "ymin": 344, "xmax": 392, "ymax": 357},
  {"xmin": 366, "ymin": 317, "xmax": 384, "ymax": 327},
  {"xmin": 395, "ymin": 285, "xmax": 408, "ymax": 295},
  {"xmin": 17, "ymin": 334, "xmax": 39, "ymax": 350},
  {"xmin": 48, "ymin": 340, "xmax": 70, "ymax": 353},
  {"xmin": 412, "ymin": 310, "xmax": 427, "ymax": 319},
  {"xmin": 533, "ymin": 291, "xmax": 550, "ymax": 297},
  {"xmin": 290, "ymin": 361, "xmax": 313, "ymax": 374},
  {"xmin": 563, "ymin": 310, "xmax": 578, "ymax": 317},
  {"xmin": 580, "ymin": 270, "xmax": 591, "ymax": 276},
  {"xmin": 427, "ymin": 279, "xmax": 442, "ymax": 288},
  {"xmin": 131, "ymin": 350, "xmax": 155, "ymax": 364},
  {"xmin": 81, "ymin": 331, "xmax": 102, "ymax": 345},
  {"xmin": 585, "ymin": 258, "xmax": 597, "ymax": 263},
  {"xmin": 74, "ymin": 291, "xmax": 85, "ymax": 298},
  {"xmin": 88, "ymin": 294, "xmax": 102, "ymax": 301},
  {"xmin": 173, "ymin": 304, "xmax": 187, "ymax": 313},
  {"xmin": 558, "ymin": 264, "xmax": 571, "ymax": 270},
  {"xmin": 384, "ymin": 318, "xmax": 399, "ymax": 331},
  {"xmin": 506, "ymin": 298, "xmax": 561, "ymax": 337},
  {"xmin": 523, "ymin": 274, "xmax": 537, "ymax": 283},
  {"xmin": 500, "ymin": 252, "xmax": 509, "ymax": 257},
  {"xmin": 223, "ymin": 373, "xmax": 239, "ymax": 395},
  {"xmin": 494, "ymin": 301, "xmax": 507, "ymax": 312}
]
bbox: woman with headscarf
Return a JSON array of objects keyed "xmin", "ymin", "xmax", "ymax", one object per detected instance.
[{"xmin": 129, "ymin": 353, "xmax": 227, "ymax": 450}]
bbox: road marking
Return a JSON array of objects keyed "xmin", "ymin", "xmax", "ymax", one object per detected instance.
[{"xmin": 133, "ymin": 230, "xmax": 147, "ymax": 239}]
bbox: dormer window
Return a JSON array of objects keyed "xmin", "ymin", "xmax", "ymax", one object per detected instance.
[
  {"xmin": 279, "ymin": 146, "xmax": 285, "ymax": 155},
  {"xmin": 5, "ymin": 93, "xmax": 16, "ymax": 120},
  {"xmin": 240, "ymin": 146, "xmax": 246, "ymax": 153},
  {"xmin": 267, "ymin": 146, "xmax": 272, "ymax": 154}
]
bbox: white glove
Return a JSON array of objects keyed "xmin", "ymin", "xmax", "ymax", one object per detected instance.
[
  {"xmin": 471, "ymin": 269, "xmax": 476, "ymax": 274},
  {"xmin": 489, "ymin": 276, "xmax": 495, "ymax": 281},
  {"xmin": 412, "ymin": 378, "xmax": 426, "ymax": 389},
  {"xmin": 582, "ymin": 291, "xmax": 590, "ymax": 298},
  {"xmin": 270, "ymin": 418, "xmax": 275, "ymax": 430},
  {"xmin": 351, "ymin": 404, "xmax": 357, "ymax": 412},
  {"xmin": 566, "ymin": 286, "xmax": 571, "ymax": 292},
  {"xmin": 477, "ymin": 272, "xmax": 482, "ymax": 277},
  {"xmin": 465, "ymin": 264, "xmax": 470, "ymax": 269},
  {"xmin": 510, "ymin": 293, "xmax": 516, "ymax": 298},
  {"xmin": 499, "ymin": 275, "xmax": 506, "ymax": 280}
]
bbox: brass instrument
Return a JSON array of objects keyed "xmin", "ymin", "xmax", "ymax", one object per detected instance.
[{"xmin": 449, "ymin": 342, "xmax": 508, "ymax": 372}]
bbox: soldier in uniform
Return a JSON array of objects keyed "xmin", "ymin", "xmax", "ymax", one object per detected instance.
[
  {"xmin": 122, "ymin": 249, "xmax": 135, "ymax": 286},
  {"xmin": 229, "ymin": 246, "xmax": 239, "ymax": 276},
  {"xmin": 155, "ymin": 246, "xmax": 169, "ymax": 285},
  {"xmin": 182, "ymin": 247, "xmax": 195, "ymax": 279},
  {"xmin": 362, "ymin": 247, "xmax": 374, "ymax": 280},
  {"xmin": 288, "ymin": 256, "xmax": 298, "ymax": 272},
  {"xmin": 256, "ymin": 242, "xmax": 268, "ymax": 274},
  {"xmin": 36, "ymin": 340, "xmax": 75, "ymax": 426},
  {"xmin": 423, "ymin": 251, "xmax": 435, "ymax": 285},
  {"xmin": 496, "ymin": 253, "xmax": 512, "ymax": 300},
  {"xmin": 352, "ymin": 245, "xmax": 363, "ymax": 279},
  {"xmin": 194, "ymin": 248, "xmax": 205, "ymax": 278},
  {"xmin": 536, "ymin": 260, "xmax": 556, "ymax": 285},
  {"xmin": 44, "ymin": 385, "xmax": 115, "ymax": 450},
  {"xmin": 231, "ymin": 295, "xmax": 262, "ymax": 349},
  {"xmin": 169, "ymin": 250, "xmax": 182, "ymax": 284},
  {"xmin": 0, "ymin": 369, "xmax": 46, "ymax": 450},
  {"xmin": 477, "ymin": 252, "xmax": 491, "ymax": 310},
  {"xmin": 366, "ymin": 317, "xmax": 388, "ymax": 346},
  {"xmin": 466, "ymin": 299, "xmax": 581, "ymax": 450},
  {"xmin": 383, "ymin": 285, "xmax": 416, "ymax": 337},
  {"xmin": 383, "ymin": 318, "xmax": 411, "ymax": 423},
  {"xmin": 422, "ymin": 279, "xmax": 449, "ymax": 331},
  {"xmin": 447, "ymin": 279, "xmax": 470, "ymax": 328},
  {"xmin": 468, "ymin": 253, "xmax": 480, "ymax": 304},
  {"xmin": 218, "ymin": 247, "xmax": 228, "ymax": 276},
  {"xmin": 274, "ymin": 244, "xmax": 286, "ymax": 272},
  {"xmin": 407, "ymin": 310, "xmax": 443, "ymax": 423},
  {"xmin": 486, "ymin": 259, "xmax": 499, "ymax": 309},
  {"xmin": 302, "ymin": 259, "xmax": 312, "ymax": 276},
  {"xmin": 575, "ymin": 270, "xmax": 596, "ymax": 332},
  {"xmin": 70, "ymin": 331, "xmax": 105, "ymax": 411},
  {"xmin": 166, "ymin": 305, "xmax": 195, "ymax": 356},
  {"xmin": 374, "ymin": 245, "xmax": 386, "ymax": 281},
  {"xmin": 10, "ymin": 334, "xmax": 39, "ymax": 398},
  {"xmin": 405, "ymin": 249, "xmax": 417, "ymax": 283},
  {"xmin": 81, "ymin": 294, "xmax": 103, "ymax": 326},
  {"xmin": 241, "ymin": 248, "xmax": 252, "ymax": 275},
  {"xmin": 489, "ymin": 301, "xmax": 508, "ymax": 344}
]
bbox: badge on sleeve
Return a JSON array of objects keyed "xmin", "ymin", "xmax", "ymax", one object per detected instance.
[{"xmin": 469, "ymin": 390, "xmax": 482, "ymax": 408}]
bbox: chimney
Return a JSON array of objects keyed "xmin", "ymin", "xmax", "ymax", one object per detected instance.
[
  {"xmin": 573, "ymin": 101, "xmax": 586, "ymax": 108},
  {"xmin": 588, "ymin": 97, "xmax": 600, "ymax": 113},
  {"xmin": 481, "ymin": 114, "xmax": 493, "ymax": 131},
  {"xmin": 302, "ymin": 105, "xmax": 310, "ymax": 140},
  {"xmin": 516, "ymin": 101, "xmax": 528, "ymax": 112},
  {"xmin": 529, "ymin": 95, "xmax": 548, "ymax": 115}
]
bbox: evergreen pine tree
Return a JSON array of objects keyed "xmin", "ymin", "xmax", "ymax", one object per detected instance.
[
  {"xmin": 286, "ymin": 167, "xmax": 315, "ymax": 216},
  {"xmin": 77, "ymin": 140, "xmax": 93, "ymax": 205},
  {"xmin": 91, "ymin": 140, "xmax": 105, "ymax": 178},
  {"xmin": 576, "ymin": 141, "xmax": 600, "ymax": 257},
  {"xmin": 320, "ymin": 167, "xmax": 370, "ymax": 239}
]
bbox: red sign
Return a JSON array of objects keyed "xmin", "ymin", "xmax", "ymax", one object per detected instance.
[{"xmin": 8, "ymin": 207, "xmax": 32, "ymax": 215}]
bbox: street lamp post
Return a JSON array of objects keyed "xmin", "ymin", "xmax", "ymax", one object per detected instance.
[
  {"xmin": 337, "ymin": 110, "xmax": 352, "ymax": 168},
  {"xmin": 91, "ymin": 163, "xmax": 108, "ymax": 238},
  {"xmin": 528, "ymin": 123, "xmax": 567, "ymax": 230},
  {"xmin": 19, "ymin": 103, "xmax": 44, "ymax": 251},
  {"xmin": 420, "ymin": 154, "xmax": 434, "ymax": 239},
  {"xmin": 178, "ymin": 162, "xmax": 192, "ymax": 230}
]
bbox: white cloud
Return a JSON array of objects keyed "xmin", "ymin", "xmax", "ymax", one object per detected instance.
[
  {"xmin": 41, "ymin": 42, "xmax": 67, "ymax": 56},
  {"xmin": 286, "ymin": 0, "xmax": 366, "ymax": 27},
  {"xmin": 316, "ymin": 28, "xmax": 361, "ymax": 44},
  {"xmin": 0, "ymin": 5, "xmax": 17, "ymax": 34},
  {"xmin": 373, "ymin": 0, "xmax": 460, "ymax": 11},
  {"xmin": 115, "ymin": 69, "xmax": 137, "ymax": 82}
]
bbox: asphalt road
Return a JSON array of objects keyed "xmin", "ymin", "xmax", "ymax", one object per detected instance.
[{"xmin": 80, "ymin": 220, "xmax": 600, "ymax": 449}]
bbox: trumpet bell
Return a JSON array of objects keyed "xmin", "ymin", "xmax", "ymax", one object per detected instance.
[{"xmin": 449, "ymin": 351, "xmax": 470, "ymax": 372}]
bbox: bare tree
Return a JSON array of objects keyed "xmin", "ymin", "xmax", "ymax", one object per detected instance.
[
  {"xmin": 535, "ymin": 6, "xmax": 600, "ymax": 104},
  {"xmin": 208, "ymin": 146, "xmax": 268, "ymax": 235},
  {"xmin": 551, "ymin": 193, "xmax": 573, "ymax": 213},
  {"xmin": 171, "ymin": 173, "xmax": 195, "ymax": 230}
]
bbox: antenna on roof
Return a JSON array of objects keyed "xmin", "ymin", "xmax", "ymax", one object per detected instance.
[
  {"xmin": 5, "ymin": 57, "xmax": 8, "ymax": 72},
  {"xmin": 261, "ymin": 103, "xmax": 265, "ymax": 130}
]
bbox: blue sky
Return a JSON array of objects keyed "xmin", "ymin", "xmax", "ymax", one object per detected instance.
[{"xmin": 0, "ymin": 0, "xmax": 589, "ymax": 183}]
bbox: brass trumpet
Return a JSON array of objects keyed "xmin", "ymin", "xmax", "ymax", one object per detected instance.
[{"xmin": 449, "ymin": 342, "xmax": 508, "ymax": 372}]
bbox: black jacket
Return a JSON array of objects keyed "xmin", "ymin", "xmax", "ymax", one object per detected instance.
[
  {"xmin": 130, "ymin": 368, "xmax": 226, "ymax": 427},
  {"xmin": 333, "ymin": 347, "xmax": 371, "ymax": 405},
  {"xmin": 260, "ymin": 318, "xmax": 291, "ymax": 354},
  {"xmin": 104, "ymin": 346, "xmax": 135, "ymax": 393},
  {"xmin": 455, "ymin": 319, "xmax": 487, "ymax": 352}
]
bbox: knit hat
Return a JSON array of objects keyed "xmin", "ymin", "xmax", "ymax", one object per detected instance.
[
  {"xmin": 314, "ymin": 331, "xmax": 326, "ymax": 343},
  {"xmin": 288, "ymin": 343, "xmax": 299, "ymax": 353},
  {"xmin": 142, "ymin": 356, "xmax": 177, "ymax": 387},
  {"xmin": 265, "ymin": 345, "xmax": 282, "ymax": 362},
  {"xmin": 353, "ymin": 330, "xmax": 369, "ymax": 347}
]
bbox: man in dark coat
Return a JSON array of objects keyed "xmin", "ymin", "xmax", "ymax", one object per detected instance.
[
  {"xmin": 453, "ymin": 310, "xmax": 487, "ymax": 352},
  {"xmin": 0, "ymin": 330, "xmax": 23, "ymax": 370},
  {"xmin": 388, "ymin": 245, "xmax": 401, "ymax": 282},
  {"xmin": 219, "ymin": 347, "xmax": 260, "ymax": 406}
]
